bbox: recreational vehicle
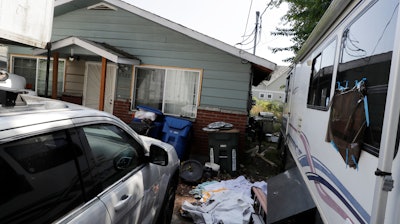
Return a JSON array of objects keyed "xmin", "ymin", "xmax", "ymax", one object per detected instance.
[{"xmin": 281, "ymin": 0, "xmax": 400, "ymax": 223}]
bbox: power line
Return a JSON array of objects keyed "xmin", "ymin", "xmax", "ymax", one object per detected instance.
[
  {"xmin": 260, "ymin": 0, "xmax": 274, "ymax": 18},
  {"xmin": 239, "ymin": 0, "xmax": 273, "ymax": 54},
  {"xmin": 241, "ymin": 0, "xmax": 253, "ymax": 43},
  {"xmin": 236, "ymin": 28, "xmax": 256, "ymax": 46}
]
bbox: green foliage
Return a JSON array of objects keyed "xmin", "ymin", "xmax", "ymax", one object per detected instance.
[
  {"xmin": 251, "ymin": 98, "xmax": 283, "ymax": 133},
  {"xmin": 270, "ymin": 0, "xmax": 332, "ymax": 61},
  {"xmin": 250, "ymin": 98, "xmax": 283, "ymax": 120}
]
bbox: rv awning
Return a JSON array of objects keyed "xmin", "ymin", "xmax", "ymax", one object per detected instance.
[{"xmin": 33, "ymin": 36, "xmax": 141, "ymax": 65}]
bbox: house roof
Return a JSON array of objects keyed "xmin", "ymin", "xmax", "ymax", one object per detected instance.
[
  {"xmin": 33, "ymin": 36, "xmax": 141, "ymax": 65},
  {"xmin": 256, "ymin": 66, "xmax": 289, "ymax": 88},
  {"xmin": 267, "ymin": 66, "xmax": 290, "ymax": 84},
  {"xmin": 53, "ymin": 0, "xmax": 276, "ymax": 83}
]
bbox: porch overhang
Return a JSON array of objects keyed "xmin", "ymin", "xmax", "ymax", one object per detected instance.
[
  {"xmin": 251, "ymin": 63, "xmax": 273, "ymax": 86},
  {"xmin": 33, "ymin": 36, "xmax": 141, "ymax": 65}
]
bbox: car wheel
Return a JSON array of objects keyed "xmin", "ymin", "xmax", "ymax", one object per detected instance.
[{"xmin": 157, "ymin": 173, "xmax": 178, "ymax": 224}]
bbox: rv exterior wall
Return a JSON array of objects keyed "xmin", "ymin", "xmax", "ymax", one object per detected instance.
[{"xmin": 282, "ymin": 0, "xmax": 400, "ymax": 223}]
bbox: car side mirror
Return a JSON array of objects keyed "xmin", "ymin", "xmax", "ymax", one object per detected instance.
[{"xmin": 149, "ymin": 144, "xmax": 168, "ymax": 166}]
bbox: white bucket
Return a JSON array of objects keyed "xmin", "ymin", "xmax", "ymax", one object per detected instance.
[{"xmin": 205, "ymin": 162, "xmax": 220, "ymax": 172}]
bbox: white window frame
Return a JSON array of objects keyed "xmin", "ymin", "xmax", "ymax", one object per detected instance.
[
  {"xmin": 10, "ymin": 54, "xmax": 66, "ymax": 97},
  {"xmin": 131, "ymin": 65, "xmax": 202, "ymax": 118}
]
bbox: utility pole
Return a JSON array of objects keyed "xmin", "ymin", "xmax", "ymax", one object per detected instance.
[{"xmin": 253, "ymin": 11, "xmax": 260, "ymax": 55}]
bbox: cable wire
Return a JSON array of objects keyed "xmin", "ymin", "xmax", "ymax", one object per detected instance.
[{"xmin": 242, "ymin": 0, "xmax": 254, "ymax": 43}]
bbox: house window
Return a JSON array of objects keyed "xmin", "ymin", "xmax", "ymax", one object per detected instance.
[
  {"xmin": 267, "ymin": 93, "xmax": 273, "ymax": 99},
  {"xmin": 259, "ymin": 93, "xmax": 265, "ymax": 99},
  {"xmin": 132, "ymin": 66, "xmax": 201, "ymax": 118},
  {"xmin": 11, "ymin": 55, "xmax": 65, "ymax": 97},
  {"xmin": 307, "ymin": 39, "xmax": 336, "ymax": 109}
]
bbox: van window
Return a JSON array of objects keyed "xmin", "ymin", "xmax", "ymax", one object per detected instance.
[
  {"xmin": 0, "ymin": 130, "xmax": 85, "ymax": 224},
  {"xmin": 82, "ymin": 124, "xmax": 145, "ymax": 189},
  {"xmin": 307, "ymin": 39, "xmax": 336, "ymax": 109},
  {"xmin": 336, "ymin": 0, "xmax": 398, "ymax": 154}
]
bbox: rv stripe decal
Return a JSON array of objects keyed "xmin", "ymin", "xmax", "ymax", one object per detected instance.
[
  {"xmin": 306, "ymin": 173, "xmax": 366, "ymax": 224},
  {"xmin": 304, "ymin": 156, "xmax": 370, "ymax": 223},
  {"xmin": 288, "ymin": 128, "xmax": 371, "ymax": 223},
  {"xmin": 298, "ymin": 133, "xmax": 353, "ymax": 223},
  {"xmin": 293, "ymin": 130, "xmax": 370, "ymax": 223}
]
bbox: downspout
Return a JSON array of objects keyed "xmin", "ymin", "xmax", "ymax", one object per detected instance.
[
  {"xmin": 370, "ymin": 7, "xmax": 400, "ymax": 223},
  {"xmin": 247, "ymin": 65, "xmax": 254, "ymax": 114}
]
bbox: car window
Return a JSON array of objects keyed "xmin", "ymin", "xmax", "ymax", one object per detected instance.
[
  {"xmin": 81, "ymin": 124, "xmax": 145, "ymax": 189},
  {"xmin": 0, "ymin": 130, "xmax": 85, "ymax": 224}
]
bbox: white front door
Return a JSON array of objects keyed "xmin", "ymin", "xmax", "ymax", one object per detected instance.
[{"xmin": 83, "ymin": 62, "xmax": 117, "ymax": 114}]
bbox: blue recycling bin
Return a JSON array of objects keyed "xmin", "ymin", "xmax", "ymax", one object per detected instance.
[
  {"xmin": 161, "ymin": 115, "xmax": 192, "ymax": 160},
  {"xmin": 131, "ymin": 105, "xmax": 164, "ymax": 139}
]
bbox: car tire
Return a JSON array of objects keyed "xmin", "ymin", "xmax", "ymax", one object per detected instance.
[{"xmin": 156, "ymin": 172, "xmax": 178, "ymax": 224}]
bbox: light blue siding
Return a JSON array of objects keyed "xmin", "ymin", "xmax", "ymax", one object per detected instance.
[{"xmin": 13, "ymin": 6, "xmax": 254, "ymax": 112}]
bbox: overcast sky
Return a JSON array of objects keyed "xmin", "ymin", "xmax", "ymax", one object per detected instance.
[{"xmin": 125, "ymin": 0, "xmax": 293, "ymax": 65}]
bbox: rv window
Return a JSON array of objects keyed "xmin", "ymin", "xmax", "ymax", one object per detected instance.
[
  {"xmin": 307, "ymin": 40, "xmax": 336, "ymax": 109},
  {"xmin": 336, "ymin": 0, "xmax": 398, "ymax": 154}
]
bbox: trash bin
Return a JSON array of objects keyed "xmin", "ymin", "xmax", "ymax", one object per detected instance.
[
  {"xmin": 128, "ymin": 121, "xmax": 152, "ymax": 135},
  {"xmin": 256, "ymin": 112, "xmax": 275, "ymax": 134},
  {"xmin": 207, "ymin": 129, "xmax": 239, "ymax": 175},
  {"xmin": 254, "ymin": 112, "xmax": 276, "ymax": 146},
  {"xmin": 131, "ymin": 105, "xmax": 164, "ymax": 139},
  {"xmin": 161, "ymin": 115, "xmax": 192, "ymax": 160}
]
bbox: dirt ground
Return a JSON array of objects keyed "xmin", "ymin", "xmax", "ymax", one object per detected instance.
[{"xmin": 171, "ymin": 141, "xmax": 282, "ymax": 224}]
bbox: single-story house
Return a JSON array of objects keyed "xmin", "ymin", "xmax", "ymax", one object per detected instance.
[
  {"xmin": 4, "ymin": 0, "xmax": 276, "ymax": 158},
  {"xmin": 252, "ymin": 66, "xmax": 288, "ymax": 103}
]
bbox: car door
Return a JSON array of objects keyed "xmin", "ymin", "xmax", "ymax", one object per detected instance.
[
  {"xmin": 78, "ymin": 123, "xmax": 160, "ymax": 223},
  {"xmin": 0, "ymin": 125, "xmax": 94, "ymax": 224}
]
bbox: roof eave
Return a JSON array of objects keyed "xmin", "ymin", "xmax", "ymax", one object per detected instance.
[{"xmin": 33, "ymin": 36, "xmax": 140, "ymax": 65}]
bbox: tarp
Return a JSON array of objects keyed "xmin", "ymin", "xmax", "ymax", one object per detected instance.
[
  {"xmin": 181, "ymin": 176, "xmax": 267, "ymax": 224},
  {"xmin": 326, "ymin": 79, "xmax": 368, "ymax": 169}
]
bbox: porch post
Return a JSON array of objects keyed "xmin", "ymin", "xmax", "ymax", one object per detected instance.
[
  {"xmin": 45, "ymin": 42, "xmax": 51, "ymax": 97},
  {"xmin": 51, "ymin": 52, "xmax": 59, "ymax": 99},
  {"xmin": 99, "ymin": 57, "xmax": 107, "ymax": 111}
]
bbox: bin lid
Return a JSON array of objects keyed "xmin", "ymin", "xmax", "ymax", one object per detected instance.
[
  {"xmin": 136, "ymin": 105, "xmax": 164, "ymax": 116},
  {"xmin": 208, "ymin": 121, "xmax": 233, "ymax": 129},
  {"xmin": 164, "ymin": 116, "xmax": 192, "ymax": 129}
]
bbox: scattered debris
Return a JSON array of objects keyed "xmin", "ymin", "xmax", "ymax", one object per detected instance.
[
  {"xmin": 255, "ymin": 151, "xmax": 278, "ymax": 167},
  {"xmin": 180, "ymin": 176, "xmax": 267, "ymax": 224},
  {"xmin": 173, "ymin": 138, "xmax": 282, "ymax": 223}
]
